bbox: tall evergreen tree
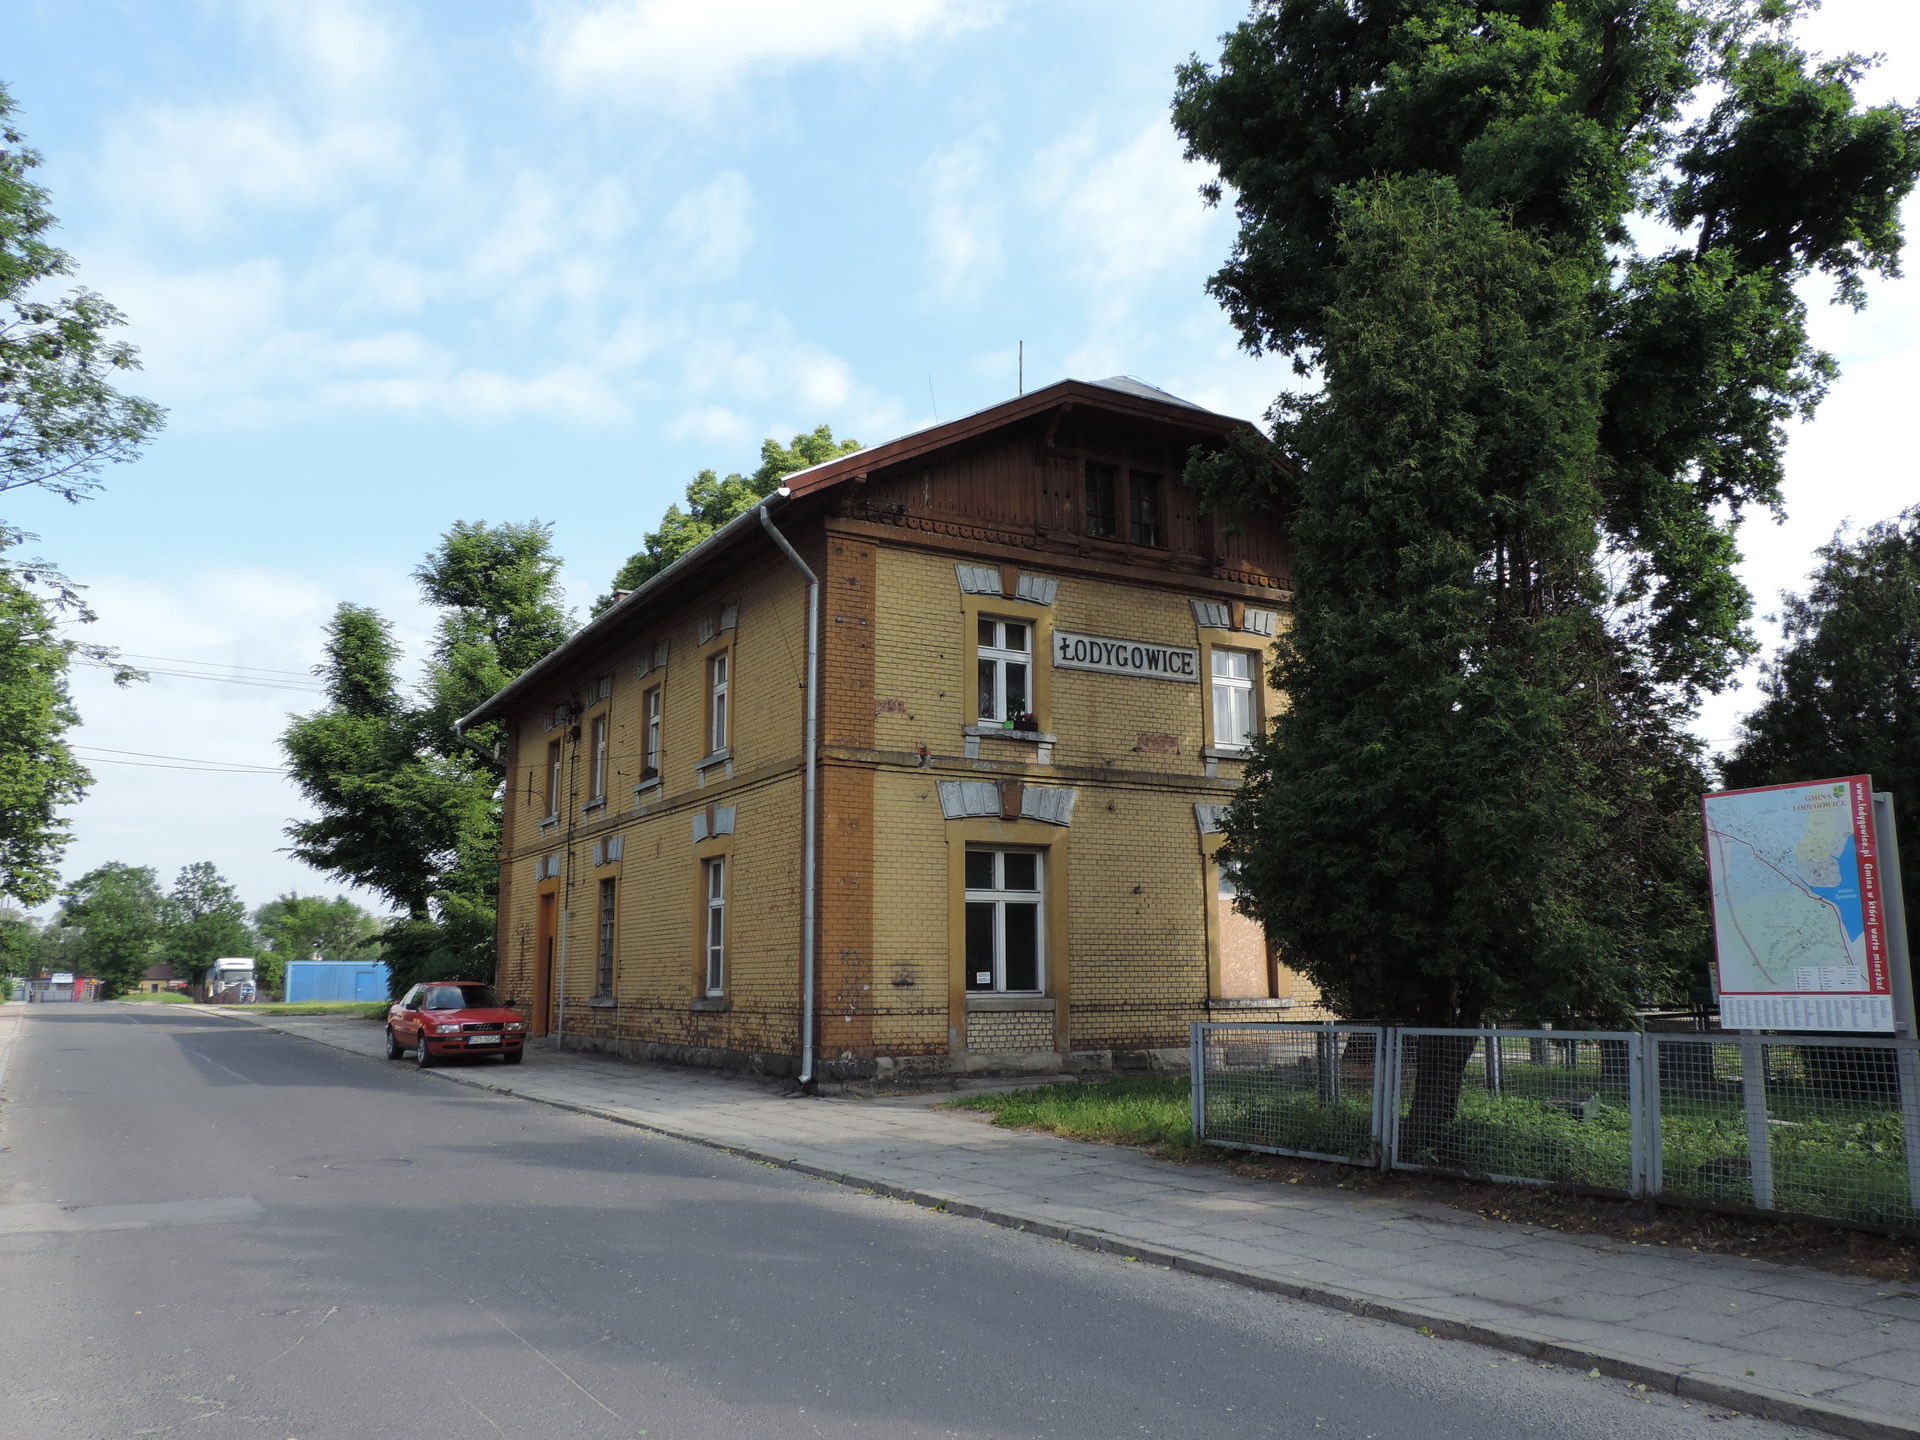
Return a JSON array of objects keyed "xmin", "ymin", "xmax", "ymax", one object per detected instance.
[
  {"xmin": 1174, "ymin": 1, "xmax": 1918, "ymax": 694},
  {"xmin": 1172, "ymin": 1, "xmax": 1915, "ymax": 1142}
]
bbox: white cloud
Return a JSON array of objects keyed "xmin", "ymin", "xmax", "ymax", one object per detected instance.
[
  {"xmin": 921, "ymin": 136, "xmax": 1002, "ymax": 304},
  {"xmin": 658, "ymin": 172, "xmax": 755, "ymax": 282},
  {"xmin": 93, "ymin": 102, "xmax": 408, "ymax": 235},
  {"xmin": 233, "ymin": 0, "xmax": 405, "ymax": 100},
  {"xmin": 531, "ymin": 0, "xmax": 1003, "ymax": 113},
  {"xmin": 49, "ymin": 564, "xmax": 428, "ymax": 915},
  {"xmin": 468, "ymin": 172, "xmax": 566, "ymax": 283},
  {"xmin": 315, "ymin": 365, "xmax": 633, "ymax": 424},
  {"xmin": 1034, "ymin": 119, "xmax": 1228, "ymax": 374},
  {"xmin": 669, "ymin": 404, "xmax": 753, "ymax": 445}
]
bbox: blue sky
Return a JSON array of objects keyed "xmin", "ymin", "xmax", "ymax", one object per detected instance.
[{"xmin": 8, "ymin": 0, "xmax": 1919, "ymax": 915}]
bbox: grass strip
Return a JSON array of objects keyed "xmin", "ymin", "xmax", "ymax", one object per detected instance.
[{"xmin": 947, "ymin": 1075, "xmax": 1199, "ymax": 1155}]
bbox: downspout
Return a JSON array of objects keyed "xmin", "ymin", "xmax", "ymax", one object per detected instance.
[
  {"xmin": 758, "ymin": 503, "xmax": 819, "ymax": 1090},
  {"xmin": 557, "ymin": 717, "xmax": 579, "ymax": 1045}
]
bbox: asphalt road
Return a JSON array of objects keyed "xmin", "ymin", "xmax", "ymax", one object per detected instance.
[{"xmin": 0, "ymin": 1006, "xmax": 1824, "ymax": 1440}]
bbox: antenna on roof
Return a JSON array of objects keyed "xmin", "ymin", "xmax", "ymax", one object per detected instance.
[
  {"xmin": 1018, "ymin": 341, "xmax": 1024, "ymax": 395},
  {"xmin": 928, "ymin": 375, "xmax": 938, "ymax": 421}
]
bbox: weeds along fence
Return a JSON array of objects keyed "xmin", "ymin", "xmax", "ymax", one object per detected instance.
[{"xmin": 1190, "ymin": 1022, "xmax": 1920, "ymax": 1237}]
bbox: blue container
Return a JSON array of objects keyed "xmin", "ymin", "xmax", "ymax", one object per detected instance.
[{"xmin": 282, "ymin": 960, "xmax": 391, "ymax": 1003}]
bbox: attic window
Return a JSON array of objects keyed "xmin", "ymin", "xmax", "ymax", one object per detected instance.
[
  {"xmin": 1086, "ymin": 462, "xmax": 1118, "ymax": 540},
  {"xmin": 1083, "ymin": 461, "xmax": 1164, "ymax": 549}
]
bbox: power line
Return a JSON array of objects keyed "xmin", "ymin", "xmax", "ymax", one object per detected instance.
[
  {"xmin": 72, "ymin": 744, "xmax": 286, "ymax": 772},
  {"xmin": 71, "ymin": 755, "xmax": 291, "ymax": 775},
  {"xmin": 110, "ymin": 651, "xmax": 319, "ymax": 679},
  {"xmin": 74, "ymin": 659, "xmax": 325, "ymax": 694}
]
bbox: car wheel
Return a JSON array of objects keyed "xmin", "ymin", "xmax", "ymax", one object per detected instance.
[
  {"xmin": 414, "ymin": 1034, "xmax": 433, "ymax": 1068},
  {"xmin": 385, "ymin": 1027, "xmax": 405, "ymax": 1060},
  {"xmin": 503, "ymin": 1048, "xmax": 523, "ymax": 1065}
]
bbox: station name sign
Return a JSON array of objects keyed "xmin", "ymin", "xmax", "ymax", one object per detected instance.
[{"xmin": 1052, "ymin": 631, "xmax": 1199, "ymax": 683}]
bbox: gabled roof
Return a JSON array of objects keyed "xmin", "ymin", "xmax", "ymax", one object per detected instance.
[
  {"xmin": 777, "ymin": 376, "xmax": 1245, "ymax": 499},
  {"xmin": 457, "ymin": 378, "xmax": 1251, "ymax": 732}
]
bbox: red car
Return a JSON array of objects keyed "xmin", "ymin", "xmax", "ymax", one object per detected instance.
[{"xmin": 386, "ymin": 982, "xmax": 527, "ymax": 1067}]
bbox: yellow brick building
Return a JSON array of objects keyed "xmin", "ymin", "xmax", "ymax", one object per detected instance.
[{"xmin": 460, "ymin": 378, "xmax": 1328, "ymax": 1085}]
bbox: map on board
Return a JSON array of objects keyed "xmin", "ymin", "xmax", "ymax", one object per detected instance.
[{"xmin": 1702, "ymin": 776, "xmax": 1893, "ymax": 1032}]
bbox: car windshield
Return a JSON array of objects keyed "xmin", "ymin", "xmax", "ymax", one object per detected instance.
[{"xmin": 423, "ymin": 985, "xmax": 499, "ymax": 1009}]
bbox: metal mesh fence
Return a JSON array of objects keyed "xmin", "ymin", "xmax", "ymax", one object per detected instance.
[
  {"xmin": 1648, "ymin": 1034, "xmax": 1920, "ymax": 1232},
  {"xmin": 1190, "ymin": 1023, "xmax": 1384, "ymax": 1163},
  {"xmin": 1191, "ymin": 1023, "xmax": 1920, "ymax": 1236},
  {"xmin": 1387, "ymin": 1029, "xmax": 1640, "ymax": 1194}
]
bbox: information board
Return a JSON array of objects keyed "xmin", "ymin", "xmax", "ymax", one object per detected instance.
[{"xmin": 1702, "ymin": 775, "xmax": 1894, "ymax": 1032}]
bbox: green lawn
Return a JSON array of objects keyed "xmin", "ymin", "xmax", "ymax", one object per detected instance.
[
  {"xmin": 956, "ymin": 1056, "xmax": 1919, "ymax": 1233},
  {"xmin": 948, "ymin": 1075, "xmax": 1198, "ymax": 1155},
  {"xmin": 109, "ymin": 991, "xmax": 193, "ymax": 1004},
  {"xmin": 1207, "ymin": 1051, "xmax": 1919, "ymax": 1230}
]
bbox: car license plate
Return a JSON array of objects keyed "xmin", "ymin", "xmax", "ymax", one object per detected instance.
[{"xmin": 467, "ymin": 1034, "xmax": 501, "ymax": 1045}]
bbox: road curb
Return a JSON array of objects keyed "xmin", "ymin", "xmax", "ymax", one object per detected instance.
[
  {"xmin": 0, "ymin": 1003, "xmax": 22, "ymax": 1100},
  {"xmin": 230, "ymin": 1012, "xmax": 1920, "ymax": 1440}
]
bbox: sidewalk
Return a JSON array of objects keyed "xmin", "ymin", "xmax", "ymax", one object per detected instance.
[{"xmin": 226, "ymin": 1008, "xmax": 1918, "ymax": 1440}]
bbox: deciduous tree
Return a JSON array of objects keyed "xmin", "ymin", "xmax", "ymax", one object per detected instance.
[
  {"xmin": 0, "ymin": 557, "xmax": 90, "ymax": 904},
  {"xmin": 253, "ymin": 893, "xmax": 382, "ymax": 963},
  {"xmin": 59, "ymin": 862, "xmax": 162, "ymax": 997},
  {"xmin": 0, "ymin": 81, "xmax": 163, "ymax": 511},
  {"xmin": 159, "ymin": 862, "xmax": 254, "ymax": 986},
  {"xmin": 600, "ymin": 426, "xmax": 860, "ymax": 609},
  {"xmin": 283, "ymin": 524, "xmax": 573, "ymax": 995},
  {"xmin": 1722, "ymin": 507, "xmax": 1920, "ymax": 957}
]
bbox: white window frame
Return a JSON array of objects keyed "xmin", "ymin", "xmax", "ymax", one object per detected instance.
[
  {"xmin": 976, "ymin": 617, "xmax": 1032, "ymax": 724},
  {"xmin": 963, "ymin": 847, "xmax": 1045, "ymax": 994},
  {"xmin": 546, "ymin": 738, "xmax": 562, "ymax": 818},
  {"xmin": 703, "ymin": 856, "xmax": 727, "ymax": 996},
  {"xmin": 707, "ymin": 650, "xmax": 730, "ymax": 756},
  {"xmin": 1211, "ymin": 647, "xmax": 1258, "ymax": 751},
  {"xmin": 642, "ymin": 685, "xmax": 662, "ymax": 780},
  {"xmin": 588, "ymin": 713, "xmax": 608, "ymax": 802}
]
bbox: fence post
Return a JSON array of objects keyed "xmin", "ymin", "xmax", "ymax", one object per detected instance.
[
  {"xmin": 1640, "ymin": 1034, "xmax": 1665, "ymax": 1199},
  {"xmin": 1485, "ymin": 1026, "xmax": 1504, "ymax": 1096},
  {"xmin": 1626, "ymin": 1033, "xmax": 1645, "ymax": 1198},
  {"xmin": 1379, "ymin": 1027, "xmax": 1401, "ymax": 1170},
  {"xmin": 1739, "ymin": 1034, "xmax": 1774, "ymax": 1210},
  {"xmin": 1897, "ymin": 1043, "xmax": 1920, "ymax": 1214},
  {"xmin": 1189, "ymin": 1022, "xmax": 1206, "ymax": 1145},
  {"xmin": 1873, "ymin": 796, "xmax": 1920, "ymax": 1213}
]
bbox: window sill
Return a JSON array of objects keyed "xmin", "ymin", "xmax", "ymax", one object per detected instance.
[
  {"xmin": 537, "ymin": 814, "xmax": 559, "ymax": 830},
  {"xmin": 1208, "ymin": 996, "xmax": 1299, "ymax": 1010},
  {"xmin": 696, "ymin": 748, "xmax": 732, "ymax": 771},
  {"xmin": 581, "ymin": 798, "xmax": 606, "ymax": 817},
  {"xmin": 1202, "ymin": 746, "xmax": 1252, "ymax": 763},
  {"xmin": 965, "ymin": 994, "xmax": 1056, "ymax": 1012},
  {"xmin": 632, "ymin": 779, "xmax": 662, "ymax": 800},
  {"xmin": 691, "ymin": 996, "xmax": 731, "ymax": 1013},
  {"xmin": 588, "ymin": 995, "xmax": 618, "ymax": 1009},
  {"xmin": 965, "ymin": 725, "xmax": 1057, "ymax": 744}
]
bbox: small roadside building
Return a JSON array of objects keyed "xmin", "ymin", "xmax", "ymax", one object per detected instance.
[{"xmin": 459, "ymin": 378, "xmax": 1326, "ymax": 1084}]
